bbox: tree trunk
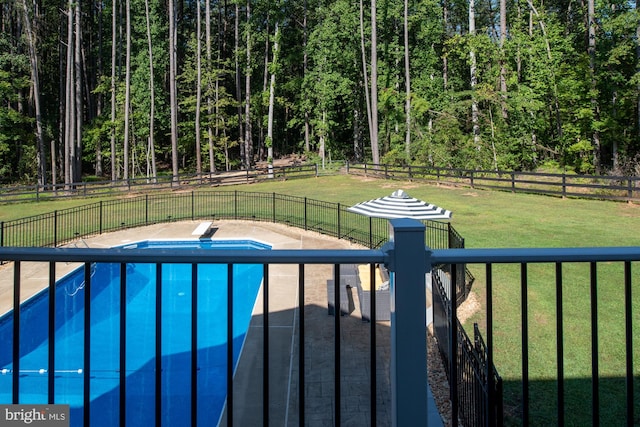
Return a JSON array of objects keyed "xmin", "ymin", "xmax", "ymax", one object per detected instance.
[
  {"xmin": 403, "ymin": 0, "xmax": 411, "ymax": 158},
  {"xmin": 499, "ymin": 0, "xmax": 508, "ymax": 119},
  {"xmin": 74, "ymin": 0, "xmax": 82, "ymax": 183},
  {"xmin": 64, "ymin": 2, "xmax": 74, "ymax": 187},
  {"xmin": 195, "ymin": 0, "xmax": 203, "ymax": 176},
  {"xmin": 144, "ymin": 0, "xmax": 157, "ymax": 181},
  {"xmin": 637, "ymin": 0, "xmax": 640, "ymax": 141},
  {"xmin": 244, "ymin": 0, "xmax": 252, "ymax": 169},
  {"xmin": 235, "ymin": 1, "xmax": 244, "ymax": 165},
  {"xmin": 123, "ymin": 0, "xmax": 131, "ymax": 181},
  {"xmin": 303, "ymin": 0, "xmax": 310, "ymax": 153},
  {"xmin": 169, "ymin": 0, "xmax": 179, "ymax": 181},
  {"xmin": 206, "ymin": 0, "xmax": 216, "ymax": 173},
  {"xmin": 588, "ymin": 0, "xmax": 601, "ymax": 173},
  {"xmin": 110, "ymin": 0, "xmax": 118, "ymax": 181},
  {"xmin": 442, "ymin": 0, "xmax": 449, "ymax": 89},
  {"xmin": 360, "ymin": 0, "xmax": 373, "ymax": 161},
  {"xmin": 370, "ymin": 0, "xmax": 380, "ymax": 164},
  {"xmin": 469, "ymin": 0, "xmax": 480, "ymax": 150},
  {"xmin": 267, "ymin": 22, "xmax": 279, "ymax": 177},
  {"xmin": 19, "ymin": 0, "xmax": 46, "ymax": 185}
]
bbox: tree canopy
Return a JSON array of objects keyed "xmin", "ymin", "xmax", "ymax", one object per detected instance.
[{"xmin": 2, "ymin": 0, "xmax": 640, "ymax": 185}]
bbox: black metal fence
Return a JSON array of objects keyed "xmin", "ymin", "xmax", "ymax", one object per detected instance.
[
  {"xmin": 0, "ymin": 164, "xmax": 319, "ymax": 203},
  {"xmin": 433, "ymin": 266, "xmax": 503, "ymax": 427},
  {"xmin": 347, "ymin": 162, "xmax": 640, "ymax": 202},
  {"xmin": 0, "ymin": 190, "xmax": 463, "ymax": 252}
]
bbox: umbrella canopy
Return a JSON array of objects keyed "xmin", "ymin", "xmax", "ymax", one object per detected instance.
[{"xmin": 347, "ymin": 189, "xmax": 452, "ymax": 220}]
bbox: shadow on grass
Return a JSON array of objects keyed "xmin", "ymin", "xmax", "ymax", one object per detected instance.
[{"xmin": 501, "ymin": 376, "xmax": 640, "ymax": 426}]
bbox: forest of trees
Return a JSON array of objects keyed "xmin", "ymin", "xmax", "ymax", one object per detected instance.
[{"xmin": 3, "ymin": 0, "xmax": 640, "ymax": 185}]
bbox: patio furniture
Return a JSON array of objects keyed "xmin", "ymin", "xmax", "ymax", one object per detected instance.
[
  {"xmin": 327, "ymin": 264, "xmax": 358, "ymax": 316},
  {"xmin": 356, "ymin": 264, "xmax": 391, "ymax": 321}
]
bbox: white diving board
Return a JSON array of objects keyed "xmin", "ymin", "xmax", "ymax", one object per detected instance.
[{"xmin": 192, "ymin": 221, "xmax": 213, "ymax": 235}]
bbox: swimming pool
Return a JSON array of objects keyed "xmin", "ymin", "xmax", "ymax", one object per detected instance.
[{"xmin": 0, "ymin": 239, "xmax": 269, "ymax": 427}]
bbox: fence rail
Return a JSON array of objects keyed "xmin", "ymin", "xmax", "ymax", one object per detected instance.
[
  {"xmin": 347, "ymin": 162, "xmax": 640, "ymax": 202},
  {"xmin": 0, "ymin": 164, "xmax": 318, "ymax": 203},
  {"xmin": 0, "ymin": 190, "xmax": 462, "ymax": 252}
]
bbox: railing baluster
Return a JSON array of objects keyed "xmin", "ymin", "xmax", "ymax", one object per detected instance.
[
  {"xmin": 227, "ymin": 263, "xmax": 234, "ymax": 427},
  {"xmin": 370, "ymin": 262, "xmax": 377, "ymax": 427},
  {"xmin": 556, "ymin": 263, "xmax": 565, "ymax": 427},
  {"xmin": 624, "ymin": 261, "xmax": 634, "ymax": 427},
  {"xmin": 334, "ymin": 263, "xmax": 341, "ymax": 426},
  {"xmin": 48, "ymin": 262, "xmax": 56, "ymax": 403},
  {"xmin": 486, "ymin": 264, "xmax": 494, "ymax": 426},
  {"xmin": 263, "ymin": 264, "xmax": 269, "ymax": 425},
  {"xmin": 192, "ymin": 263, "xmax": 198, "ymax": 426},
  {"xmin": 298, "ymin": 264, "xmax": 305, "ymax": 425},
  {"xmin": 120, "ymin": 263, "xmax": 127, "ymax": 427},
  {"xmin": 12, "ymin": 261, "xmax": 20, "ymax": 403},
  {"xmin": 156, "ymin": 263, "xmax": 162, "ymax": 427},
  {"xmin": 521, "ymin": 263, "xmax": 529, "ymax": 426},
  {"xmin": 590, "ymin": 262, "xmax": 599, "ymax": 425},
  {"xmin": 451, "ymin": 263, "xmax": 458, "ymax": 427},
  {"xmin": 84, "ymin": 262, "xmax": 92, "ymax": 427}
]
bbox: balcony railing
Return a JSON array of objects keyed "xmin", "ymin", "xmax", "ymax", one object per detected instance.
[{"xmin": 1, "ymin": 220, "xmax": 639, "ymax": 426}]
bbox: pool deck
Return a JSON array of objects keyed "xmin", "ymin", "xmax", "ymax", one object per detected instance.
[{"xmin": 0, "ymin": 220, "xmax": 443, "ymax": 426}]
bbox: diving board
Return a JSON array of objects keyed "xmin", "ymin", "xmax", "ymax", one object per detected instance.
[{"xmin": 192, "ymin": 221, "xmax": 213, "ymax": 235}]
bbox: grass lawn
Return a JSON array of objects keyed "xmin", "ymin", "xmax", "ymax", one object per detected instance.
[{"xmin": 2, "ymin": 174, "xmax": 640, "ymax": 424}]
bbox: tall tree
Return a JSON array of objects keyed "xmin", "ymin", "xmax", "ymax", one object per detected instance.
[
  {"xmin": 169, "ymin": 0, "xmax": 179, "ymax": 181},
  {"xmin": 144, "ymin": 0, "xmax": 157, "ymax": 180},
  {"xmin": 499, "ymin": 0, "xmax": 508, "ymax": 119},
  {"xmin": 469, "ymin": 0, "xmax": 480, "ymax": 149},
  {"xmin": 74, "ymin": 0, "xmax": 82, "ymax": 183},
  {"xmin": 64, "ymin": 0, "xmax": 74, "ymax": 186},
  {"xmin": 266, "ymin": 22, "xmax": 280, "ymax": 176},
  {"xmin": 19, "ymin": 0, "xmax": 46, "ymax": 185},
  {"xmin": 206, "ymin": 0, "xmax": 215, "ymax": 173},
  {"xmin": 370, "ymin": 0, "xmax": 380, "ymax": 164},
  {"xmin": 110, "ymin": 0, "xmax": 118, "ymax": 181},
  {"xmin": 588, "ymin": 0, "xmax": 601, "ymax": 173},
  {"xmin": 195, "ymin": 0, "xmax": 203, "ymax": 176},
  {"xmin": 244, "ymin": 0, "xmax": 252, "ymax": 168},
  {"xmin": 403, "ymin": 0, "xmax": 411, "ymax": 157},
  {"xmin": 123, "ymin": 0, "xmax": 132, "ymax": 180},
  {"xmin": 360, "ymin": 0, "xmax": 373, "ymax": 159}
]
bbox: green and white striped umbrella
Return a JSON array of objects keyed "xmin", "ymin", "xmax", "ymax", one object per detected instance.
[{"xmin": 347, "ymin": 189, "xmax": 452, "ymax": 220}]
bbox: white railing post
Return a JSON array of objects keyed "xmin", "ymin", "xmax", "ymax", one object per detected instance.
[{"xmin": 387, "ymin": 218, "xmax": 429, "ymax": 426}]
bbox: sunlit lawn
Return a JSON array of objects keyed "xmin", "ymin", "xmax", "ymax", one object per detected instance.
[{"xmin": 2, "ymin": 174, "xmax": 640, "ymax": 424}]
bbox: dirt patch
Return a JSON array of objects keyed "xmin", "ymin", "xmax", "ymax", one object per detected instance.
[{"xmin": 457, "ymin": 291, "xmax": 480, "ymax": 324}]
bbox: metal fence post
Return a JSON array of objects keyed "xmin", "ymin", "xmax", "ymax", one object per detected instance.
[
  {"xmin": 54, "ymin": 210, "xmax": 58, "ymax": 247},
  {"xmin": 386, "ymin": 218, "xmax": 428, "ymax": 427},
  {"xmin": 0, "ymin": 221, "xmax": 3, "ymax": 247},
  {"xmin": 234, "ymin": 190, "xmax": 238, "ymax": 219}
]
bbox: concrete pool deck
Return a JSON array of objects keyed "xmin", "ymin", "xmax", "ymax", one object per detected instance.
[{"xmin": 0, "ymin": 220, "xmax": 444, "ymax": 426}]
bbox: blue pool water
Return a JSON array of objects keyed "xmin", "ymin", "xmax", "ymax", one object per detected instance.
[{"xmin": 0, "ymin": 239, "xmax": 269, "ymax": 427}]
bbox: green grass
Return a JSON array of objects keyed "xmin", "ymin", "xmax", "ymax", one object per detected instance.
[{"xmin": 2, "ymin": 175, "xmax": 640, "ymax": 424}]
